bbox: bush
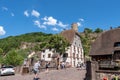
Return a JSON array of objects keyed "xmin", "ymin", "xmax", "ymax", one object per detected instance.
[{"xmin": 3, "ymin": 49, "xmax": 24, "ymax": 66}]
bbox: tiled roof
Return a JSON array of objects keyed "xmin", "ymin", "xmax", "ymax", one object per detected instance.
[
  {"xmin": 89, "ymin": 28, "xmax": 120, "ymax": 56},
  {"xmin": 60, "ymin": 29, "xmax": 77, "ymax": 44}
]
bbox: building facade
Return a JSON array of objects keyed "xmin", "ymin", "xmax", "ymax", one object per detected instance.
[
  {"xmin": 86, "ymin": 28, "xmax": 120, "ymax": 80},
  {"xmin": 41, "ymin": 49, "xmax": 55, "ymax": 62},
  {"xmin": 61, "ymin": 23, "xmax": 84, "ymax": 67},
  {"xmin": 41, "ymin": 23, "xmax": 84, "ymax": 67}
]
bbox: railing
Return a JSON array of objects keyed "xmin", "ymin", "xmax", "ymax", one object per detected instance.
[{"xmin": 99, "ymin": 61, "xmax": 120, "ymax": 69}]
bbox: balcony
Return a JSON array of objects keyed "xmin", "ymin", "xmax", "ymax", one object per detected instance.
[{"xmin": 99, "ymin": 60, "xmax": 120, "ymax": 69}]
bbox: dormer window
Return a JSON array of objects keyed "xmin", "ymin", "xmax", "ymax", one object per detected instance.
[{"xmin": 114, "ymin": 42, "xmax": 120, "ymax": 47}]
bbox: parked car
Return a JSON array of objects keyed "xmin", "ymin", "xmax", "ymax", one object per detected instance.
[{"xmin": 0, "ymin": 65, "xmax": 15, "ymax": 76}]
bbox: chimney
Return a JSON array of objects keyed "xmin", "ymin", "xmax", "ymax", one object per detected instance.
[{"xmin": 71, "ymin": 23, "xmax": 78, "ymax": 32}]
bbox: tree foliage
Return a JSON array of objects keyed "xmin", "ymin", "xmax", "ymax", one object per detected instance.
[
  {"xmin": 0, "ymin": 32, "xmax": 69, "ymax": 66},
  {"xmin": 33, "ymin": 34, "xmax": 70, "ymax": 55},
  {"xmin": 2, "ymin": 49, "xmax": 24, "ymax": 66},
  {"xmin": 84, "ymin": 28, "xmax": 93, "ymax": 33},
  {"xmin": 0, "ymin": 32, "xmax": 52, "ymax": 54},
  {"xmin": 81, "ymin": 28, "xmax": 103, "ymax": 56},
  {"xmin": 94, "ymin": 28, "xmax": 103, "ymax": 33},
  {"xmin": 48, "ymin": 35, "xmax": 70, "ymax": 55},
  {"xmin": 80, "ymin": 35, "xmax": 91, "ymax": 56}
]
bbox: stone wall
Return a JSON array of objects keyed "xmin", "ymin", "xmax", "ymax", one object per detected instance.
[{"xmin": 85, "ymin": 61, "xmax": 99, "ymax": 80}]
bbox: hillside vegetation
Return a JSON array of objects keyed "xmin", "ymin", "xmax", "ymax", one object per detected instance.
[
  {"xmin": 0, "ymin": 32, "xmax": 52, "ymax": 53},
  {"xmin": 0, "ymin": 32, "xmax": 70, "ymax": 66},
  {"xmin": 0, "ymin": 28, "xmax": 103, "ymax": 66},
  {"xmin": 80, "ymin": 28, "xmax": 103, "ymax": 56}
]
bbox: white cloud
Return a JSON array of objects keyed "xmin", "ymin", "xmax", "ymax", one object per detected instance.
[
  {"xmin": 79, "ymin": 18, "xmax": 84, "ymax": 22},
  {"xmin": 77, "ymin": 22, "xmax": 82, "ymax": 27},
  {"xmin": 0, "ymin": 26, "xmax": 6, "ymax": 36},
  {"xmin": 34, "ymin": 20, "xmax": 46, "ymax": 29},
  {"xmin": 2, "ymin": 7, "xmax": 8, "ymax": 11},
  {"xmin": 31, "ymin": 10, "xmax": 40, "ymax": 18},
  {"xmin": 42, "ymin": 16, "xmax": 68, "ymax": 29},
  {"xmin": 43, "ymin": 16, "xmax": 57, "ymax": 26},
  {"xmin": 24, "ymin": 10, "xmax": 29, "ymax": 17},
  {"xmin": 57, "ymin": 21, "xmax": 68, "ymax": 28},
  {"xmin": 52, "ymin": 27, "xmax": 59, "ymax": 31},
  {"xmin": 2, "ymin": 7, "xmax": 15, "ymax": 17},
  {"xmin": 42, "ymin": 16, "xmax": 47, "ymax": 21},
  {"xmin": 77, "ymin": 18, "xmax": 84, "ymax": 27},
  {"xmin": 40, "ymin": 25, "xmax": 46, "ymax": 29},
  {"xmin": 11, "ymin": 13, "xmax": 14, "ymax": 16},
  {"xmin": 34, "ymin": 20, "xmax": 40, "ymax": 27}
]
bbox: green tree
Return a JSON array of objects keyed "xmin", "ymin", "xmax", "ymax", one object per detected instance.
[
  {"xmin": 94, "ymin": 28, "xmax": 103, "ymax": 33},
  {"xmin": 84, "ymin": 28, "xmax": 93, "ymax": 33},
  {"xmin": 80, "ymin": 29, "xmax": 94, "ymax": 56},
  {"xmin": 48, "ymin": 35, "xmax": 70, "ymax": 55},
  {"xmin": 0, "ymin": 48, "xmax": 3, "ymax": 53},
  {"xmin": 17, "ymin": 49, "xmax": 28, "ymax": 58},
  {"xmin": 3, "ymin": 49, "xmax": 24, "ymax": 66},
  {"xmin": 0, "ymin": 48, "xmax": 4, "ymax": 64}
]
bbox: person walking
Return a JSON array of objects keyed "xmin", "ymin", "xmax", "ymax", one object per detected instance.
[
  {"xmin": 33, "ymin": 61, "xmax": 40, "ymax": 80},
  {"xmin": 45, "ymin": 62, "xmax": 50, "ymax": 73}
]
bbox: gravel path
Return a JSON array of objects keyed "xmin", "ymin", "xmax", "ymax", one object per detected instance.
[{"xmin": 0, "ymin": 68, "xmax": 86, "ymax": 80}]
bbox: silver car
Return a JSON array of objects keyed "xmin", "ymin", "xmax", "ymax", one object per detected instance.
[{"xmin": 0, "ymin": 65, "xmax": 15, "ymax": 76}]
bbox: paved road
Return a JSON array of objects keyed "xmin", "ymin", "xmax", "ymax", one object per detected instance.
[{"xmin": 0, "ymin": 68, "xmax": 86, "ymax": 80}]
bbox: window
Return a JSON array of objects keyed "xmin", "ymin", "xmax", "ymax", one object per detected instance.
[
  {"xmin": 74, "ymin": 46, "xmax": 76, "ymax": 52},
  {"xmin": 42, "ymin": 50, "xmax": 45, "ymax": 52},
  {"xmin": 79, "ymin": 44, "xmax": 81, "ymax": 47},
  {"xmin": 48, "ymin": 54, "xmax": 51, "ymax": 58},
  {"xmin": 43, "ymin": 55, "xmax": 45, "ymax": 58},
  {"xmin": 113, "ymin": 51, "xmax": 120, "ymax": 60},
  {"xmin": 73, "ymin": 53, "xmax": 75, "ymax": 58},
  {"xmin": 77, "ymin": 54, "xmax": 79, "ymax": 59},
  {"xmin": 114, "ymin": 42, "xmax": 120, "ymax": 47},
  {"xmin": 77, "ymin": 47, "xmax": 79, "ymax": 53},
  {"xmin": 63, "ymin": 53, "xmax": 68, "ymax": 57}
]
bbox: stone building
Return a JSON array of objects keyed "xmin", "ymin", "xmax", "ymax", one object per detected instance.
[{"xmin": 86, "ymin": 28, "xmax": 120, "ymax": 80}]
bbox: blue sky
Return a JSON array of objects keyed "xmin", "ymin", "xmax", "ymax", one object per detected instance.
[{"xmin": 0, "ymin": 0, "xmax": 120, "ymax": 39}]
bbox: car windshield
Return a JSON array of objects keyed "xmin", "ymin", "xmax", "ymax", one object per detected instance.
[{"xmin": 1, "ymin": 66, "xmax": 14, "ymax": 68}]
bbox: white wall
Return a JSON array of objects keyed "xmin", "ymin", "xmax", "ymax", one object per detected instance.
[{"xmin": 41, "ymin": 49, "xmax": 54, "ymax": 62}]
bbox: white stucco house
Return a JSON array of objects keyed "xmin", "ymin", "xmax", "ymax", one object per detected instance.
[
  {"xmin": 41, "ymin": 49, "xmax": 55, "ymax": 61},
  {"xmin": 41, "ymin": 23, "xmax": 84, "ymax": 67}
]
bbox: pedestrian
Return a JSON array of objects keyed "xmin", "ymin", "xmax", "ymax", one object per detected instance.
[
  {"xmin": 33, "ymin": 60, "xmax": 40, "ymax": 80},
  {"xmin": 62, "ymin": 61, "xmax": 65, "ymax": 69},
  {"xmin": 60, "ymin": 62, "xmax": 63, "ymax": 69},
  {"xmin": 23, "ymin": 58, "xmax": 28, "ymax": 66},
  {"xmin": 45, "ymin": 62, "xmax": 49, "ymax": 73}
]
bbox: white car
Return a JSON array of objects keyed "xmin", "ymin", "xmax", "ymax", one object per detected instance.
[{"xmin": 0, "ymin": 65, "xmax": 15, "ymax": 76}]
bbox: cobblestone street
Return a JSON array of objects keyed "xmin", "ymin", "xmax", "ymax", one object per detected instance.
[{"xmin": 0, "ymin": 68, "xmax": 86, "ymax": 80}]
